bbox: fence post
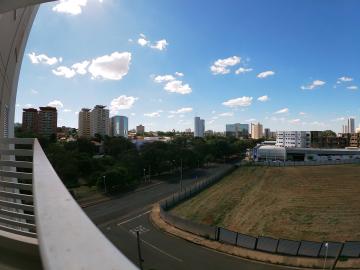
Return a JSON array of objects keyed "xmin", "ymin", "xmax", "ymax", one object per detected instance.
[{"xmin": 216, "ymin": 227, "xmax": 220, "ymax": 241}]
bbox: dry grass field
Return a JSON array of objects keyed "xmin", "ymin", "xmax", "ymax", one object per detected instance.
[{"xmin": 171, "ymin": 165, "xmax": 360, "ymax": 242}]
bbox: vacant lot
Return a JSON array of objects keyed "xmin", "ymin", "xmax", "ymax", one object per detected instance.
[{"xmin": 171, "ymin": 165, "xmax": 360, "ymax": 242}]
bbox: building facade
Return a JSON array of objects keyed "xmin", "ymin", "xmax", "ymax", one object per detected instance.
[
  {"xmin": 136, "ymin": 124, "xmax": 145, "ymax": 135},
  {"xmin": 251, "ymin": 123, "xmax": 263, "ymax": 139},
  {"xmin": 78, "ymin": 108, "xmax": 91, "ymax": 138},
  {"xmin": 276, "ymin": 131, "xmax": 311, "ymax": 148},
  {"xmin": 38, "ymin": 106, "xmax": 57, "ymax": 137},
  {"xmin": 225, "ymin": 123, "xmax": 249, "ymax": 138},
  {"xmin": 348, "ymin": 117, "xmax": 355, "ymax": 134},
  {"xmin": 90, "ymin": 105, "xmax": 110, "ymax": 137},
  {"xmin": 22, "ymin": 108, "xmax": 38, "ymax": 133},
  {"xmin": 110, "ymin": 116, "xmax": 128, "ymax": 138},
  {"xmin": 194, "ymin": 117, "xmax": 205, "ymax": 137}
]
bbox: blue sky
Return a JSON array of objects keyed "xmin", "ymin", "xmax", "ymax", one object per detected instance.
[{"xmin": 16, "ymin": 0, "xmax": 360, "ymax": 132}]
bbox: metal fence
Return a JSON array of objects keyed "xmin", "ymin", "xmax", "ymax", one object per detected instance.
[
  {"xmin": 256, "ymin": 159, "xmax": 360, "ymax": 167},
  {"xmin": 159, "ymin": 164, "xmax": 360, "ymax": 259}
]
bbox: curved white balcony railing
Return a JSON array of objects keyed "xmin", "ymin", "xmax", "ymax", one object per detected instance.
[{"xmin": 0, "ymin": 138, "xmax": 138, "ymax": 270}]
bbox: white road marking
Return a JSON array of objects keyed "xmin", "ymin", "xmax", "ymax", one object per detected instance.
[
  {"xmin": 129, "ymin": 225, "xmax": 150, "ymax": 235},
  {"xmin": 117, "ymin": 210, "xmax": 152, "ymax": 226},
  {"xmin": 141, "ymin": 238, "xmax": 183, "ymax": 262}
]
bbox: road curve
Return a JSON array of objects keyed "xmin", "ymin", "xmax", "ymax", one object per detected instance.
[{"xmin": 84, "ymin": 166, "xmax": 303, "ymax": 270}]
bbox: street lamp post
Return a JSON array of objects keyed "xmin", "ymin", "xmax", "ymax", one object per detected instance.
[
  {"xmin": 102, "ymin": 175, "xmax": 107, "ymax": 193},
  {"xmin": 136, "ymin": 230, "xmax": 144, "ymax": 270},
  {"xmin": 143, "ymin": 168, "xmax": 146, "ymax": 182},
  {"xmin": 323, "ymin": 242, "xmax": 329, "ymax": 269}
]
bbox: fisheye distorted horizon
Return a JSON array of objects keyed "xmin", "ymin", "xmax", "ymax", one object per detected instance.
[{"xmin": 16, "ymin": 0, "xmax": 360, "ymax": 132}]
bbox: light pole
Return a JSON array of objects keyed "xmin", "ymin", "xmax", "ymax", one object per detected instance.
[
  {"xmin": 136, "ymin": 230, "xmax": 144, "ymax": 270},
  {"xmin": 148, "ymin": 165, "xmax": 151, "ymax": 182},
  {"xmin": 102, "ymin": 175, "xmax": 107, "ymax": 193},
  {"xmin": 143, "ymin": 168, "xmax": 146, "ymax": 182},
  {"xmin": 323, "ymin": 242, "xmax": 328, "ymax": 269}
]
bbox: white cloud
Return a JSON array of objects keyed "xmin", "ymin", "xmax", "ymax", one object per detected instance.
[
  {"xmin": 164, "ymin": 80, "xmax": 192, "ymax": 94},
  {"xmin": 301, "ymin": 80, "xmax": 326, "ymax": 90},
  {"xmin": 338, "ymin": 76, "xmax": 353, "ymax": 83},
  {"xmin": 137, "ymin": 37, "xmax": 149, "ymax": 47},
  {"xmin": 52, "ymin": 0, "xmax": 89, "ymax": 15},
  {"xmin": 257, "ymin": 95, "xmax": 269, "ymax": 102},
  {"xmin": 150, "ymin": 39, "xmax": 168, "ymax": 51},
  {"xmin": 222, "ymin": 96, "xmax": 253, "ymax": 107},
  {"xmin": 63, "ymin": 109, "xmax": 72, "ymax": 113},
  {"xmin": 299, "ymin": 112, "xmax": 306, "ymax": 115},
  {"xmin": 24, "ymin": 104, "xmax": 33, "ymax": 108},
  {"xmin": 168, "ymin": 115, "xmax": 175, "ymax": 119},
  {"xmin": 48, "ymin": 100, "xmax": 64, "ymax": 109},
  {"xmin": 144, "ymin": 110, "xmax": 162, "ymax": 118},
  {"xmin": 28, "ymin": 52, "xmax": 61, "ymax": 65},
  {"xmin": 88, "ymin": 52, "xmax": 131, "ymax": 80},
  {"xmin": 210, "ymin": 56, "xmax": 241, "ymax": 75},
  {"xmin": 136, "ymin": 34, "xmax": 168, "ymax": 51},
  {"xmin": 347, "ymin": 85, "xmax": 358, "ymax": 90},
  {"xmin": 30, "ymin": 89, "xmax": 38, "ymax": 95},
  {"xmin": 52, "ymin": 66, "xmax": 76, "ymax": 78},
  {"xmin": 289, "ymin": 118, "xmax": 301, "ymax": 124},
  {"xmin": 175, "ymin": 72, "xmax": 184, "ymax": 77},
  {"xmin": 110, "ymin": 95, "xmax": 138, "ymax": 114},
  {"xmin": 71, "ymin": 60, "xmax": 90, "ymax": 75},
  {"xmin": 218, "ymin": 112, "xmax": 234, "ymax": 117},
  {"xmin": 170, "ymin": 107, "xmax": 193, "ymax": 114},
  {"xmin": 274, "ymin": 108, "xmax": 289, "ymax": 114},
  {"xmin": 235, "ymin": 67, "xmax": 253, "ymax": 74},
  {"xmin": 245, "ymin": 118, "xmax": 256, "ymax": 123},
  {"xmin": 154, "ymin": 73, "xmax": 191, "ymax": 94},
  {"xmin": 332, "ymin": 117, "xmax": 345, "ymax": 122},
  {"xmin": 153, "ymin": 75, "xmax": 176, "ymax": 83},
  {"xmin": 257, "ymin": 70, "xmax": 275, "ymax": 79}
]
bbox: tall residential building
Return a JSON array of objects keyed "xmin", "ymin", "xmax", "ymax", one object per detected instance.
[
  {"xmin": 78, "ymin": 108, "xmax": 91, "ymax": 138},
  {"xmin": 264, "ymin": 128, "xmax": 271, "ymax": 139},
  {"xmin": 225, "ymin": 123, "xmax": 249, "ymax": 138},
  {"xmin": 276, "ymin": 131, "xmax": 311, "ymax": 148},
  {"xmin": 348, "ymin": 117, "xmax": 355, "ymax": 134},
  {"xmin": 22, "ymin": 108, "xmax": 38, "ymax": 133},
  {"xmin": 194, "ymin": 117, "xmax": 205, "ymax": 137},
  {"xmin": 90, "ymin": 105, "xmax": 110, "ymax": 137},
  {"xmin": 251, "ymin": 123, "xmax": 263, "ymax": 139},
  {"xmin": 110, "ymin": 116, "xmax": 128, "ymax": 138},
  {"xmin": 136, "ymin": 124, "xmax": 145, "ymax": 135},
  {"xmin": 342, "ymin": 124, "xmax": 348, "ymax": 134},
  {"xmin": 38, "ymin": 106, "xmax": 57, "ymax": 137}
]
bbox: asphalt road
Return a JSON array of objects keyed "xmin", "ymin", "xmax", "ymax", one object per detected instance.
[{"xmin": 85, "ymin": 165, "xmax": 300, "ymax": 270}]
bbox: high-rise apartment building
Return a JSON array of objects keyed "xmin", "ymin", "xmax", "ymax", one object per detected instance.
[
  {"xmin": 90, "ymin": 105, "xmax": 110, "ymax": 137},
  {"xmin": 348, "ymin": 117, "xmax": 355, "ymax": 134},
  {"xmin": 276, "ymin": 131, "xmax": 311, "ymax": 148},
  {"xmin": 78, "ymin": 108, "xmax": 91, "ymax": 138},
  {"xmin": 136, "ymin": 124, "xmax": 145, "ymax": 135},
  {"xmin": 264, "ymin": 128, "xmax": 271, "ymax": 139},
  {"xmin": 194, "ymin": 117, "xmax": 205, "ymax": 137},
  {"xmin": 22, "ymin": 108, "xmax": 38, "ymax": 133},
  {"xmin": 225, "ymin": 123, "xmax": 249, "ymax": 138},
  {"xmin": 110, "ymin": 116, "xmax": 128, "ymax": 138},
  {"xmin": 251, "ymin": 123, "xmax": 263, "ymax": 139},
  {"xmin": 38, "ymin": 106, "xmax": 57, "ymax": 137}
]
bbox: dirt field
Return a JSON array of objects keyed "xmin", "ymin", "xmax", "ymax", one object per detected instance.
[{"xmin": 171, "ymin": 165, "xmax": 360, "ymax": 242}]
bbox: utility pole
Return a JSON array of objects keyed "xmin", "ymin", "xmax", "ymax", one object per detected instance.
[
  {"xmin": 136, "ymin": 231, "xmax": 144, "ymax": 270},
  {"xmin": 102, "ymin": 175, "xmax": 107, "ymax": 193}
]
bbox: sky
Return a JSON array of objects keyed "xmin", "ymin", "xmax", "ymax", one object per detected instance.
[{"xmin": 16, "ymin": 0, "xmax": 360, "ymax": 132}]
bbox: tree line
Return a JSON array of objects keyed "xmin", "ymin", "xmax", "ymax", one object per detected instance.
[{"xmin": 16, "ymin": 128, "xmax": 262, "ymax": 194}]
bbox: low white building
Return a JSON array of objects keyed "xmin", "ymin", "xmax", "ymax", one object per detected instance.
[{"xmin": 276, "ymin": 131, "xmax": 310, "ymax": 148}]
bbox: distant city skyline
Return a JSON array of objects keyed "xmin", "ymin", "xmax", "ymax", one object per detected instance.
[{"xmin": 15, "ymin": 0, "xmax": 360, "ymax": 132}]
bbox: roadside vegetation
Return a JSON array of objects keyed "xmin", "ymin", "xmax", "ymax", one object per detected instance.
[
  {"xmin": 15, "ymin": 127, "xmax": 261, "ymax": 194},
  {"xmin": 171, "ymin": 165, "xmax": 360, "ymax": 242}
]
